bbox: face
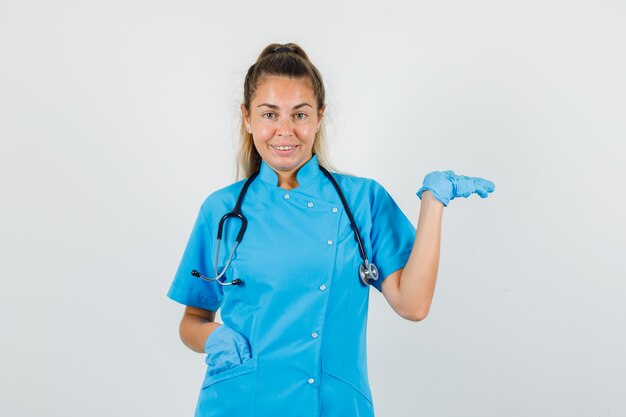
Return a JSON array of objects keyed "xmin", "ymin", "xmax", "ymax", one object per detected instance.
[{"xmin": 241, "ymin": 76, "xmax": 324, "ymax": 180}]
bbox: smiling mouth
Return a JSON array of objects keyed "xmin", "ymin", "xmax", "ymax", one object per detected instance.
[{"xmin": 271, "ymin": 145, "xmax": 299, "ymax": 151}]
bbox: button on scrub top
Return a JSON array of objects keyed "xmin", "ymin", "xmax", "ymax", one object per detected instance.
[{"xmin": 167, "ymin": 154, "xmax": 416, "ymax": 417}]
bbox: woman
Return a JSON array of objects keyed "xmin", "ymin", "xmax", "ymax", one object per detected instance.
[{"xmin": 167, "ymin": 43, "xmax": 495, "ymax": 417}]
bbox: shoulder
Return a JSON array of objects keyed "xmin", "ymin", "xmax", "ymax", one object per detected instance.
[
  {"xmin": 325, "ymin": 170, "xmax": 395, "ymax": 216},
  {"xmin": 328, "ymin": 170, "xmax": 389, "ymax": 200},
  {"xmin": 198, "ymin": 179, "xmax": 248, "ymax": 218}
]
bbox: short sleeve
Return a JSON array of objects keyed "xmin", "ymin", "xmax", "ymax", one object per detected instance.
[
  {"xmin": 369, "ymin": 182, "xmax": 416, "ymax": 293},
  {"xmin": 166, "ymin": 204, "xmax": 223, "ymax": 311}
]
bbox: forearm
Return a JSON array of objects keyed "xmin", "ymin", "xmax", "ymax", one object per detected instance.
[
  {"xmin": 399, "ymin": 190, "xmax": 444, "ymax": 320},
  {"xmin": 179, "ymin": 314, "xmax": 221, "ymax": 353}
]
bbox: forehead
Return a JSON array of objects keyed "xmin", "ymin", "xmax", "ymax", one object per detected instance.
[{"xmin": 252, "ymin": 76, "xmax": 316, "ymax": 104}]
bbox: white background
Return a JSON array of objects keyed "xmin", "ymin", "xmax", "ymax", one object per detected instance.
[{"xmin": 1, "ymin": 1, "xmax": 625, "ymax": 416}]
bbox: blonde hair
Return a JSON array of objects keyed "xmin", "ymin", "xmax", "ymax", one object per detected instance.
[{"xmin": 236, "ymin": 43, "xmax": 334, "ymax": 180}]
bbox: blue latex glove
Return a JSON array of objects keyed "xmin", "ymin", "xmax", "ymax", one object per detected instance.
[
  {"xmin": 204, "ymin": 324, "xmax": 252, "ymax": 376},
  {"xmin": 416, "ymin": 170, "xmax": 495, "ymax": 207}
]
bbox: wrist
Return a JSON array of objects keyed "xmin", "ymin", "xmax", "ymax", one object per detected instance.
[{"xmin": 421, "ymin": 190, "xmax": 445, "ymax": 208}]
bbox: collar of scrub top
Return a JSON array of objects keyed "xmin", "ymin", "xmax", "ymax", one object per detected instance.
[{"xmin": 257, "ymin": 153, "xmax": 322, "ymax": 188}]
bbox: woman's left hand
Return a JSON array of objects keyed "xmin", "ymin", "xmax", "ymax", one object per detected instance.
[{"xmin": 416, "ymin": 170, "xmax": 495, "ymax": 207}]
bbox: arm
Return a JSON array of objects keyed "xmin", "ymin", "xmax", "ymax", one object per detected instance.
[
  {"xmin": 381, "ymin": 190, "xmax": 443, "ymax": 322},
  {"xmin": 381, "ymin": 170, "xmax": 495, "ymax": 321},
  {"xmin": 179, "ymin": 306, "xmax": 222, "ymax": 353}
]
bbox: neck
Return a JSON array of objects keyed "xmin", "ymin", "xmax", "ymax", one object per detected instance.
[{"xmin": 277, "ymin": 174, "xmax": 299, "ymax": 190}]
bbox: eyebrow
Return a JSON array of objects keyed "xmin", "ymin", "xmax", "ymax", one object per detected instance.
[{"xmin": 257, "ymin": 103, "xmax": 313, "ymax": 110}]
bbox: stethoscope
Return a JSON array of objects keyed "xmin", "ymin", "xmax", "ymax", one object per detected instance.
[{"xmin": 191, "ymin": 165, "xmax": 379, "ymax": 287}]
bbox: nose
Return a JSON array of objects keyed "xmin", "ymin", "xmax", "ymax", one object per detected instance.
[{"xmin": 276, "ymin": 118, "xmax": 294, "ymax": 136}]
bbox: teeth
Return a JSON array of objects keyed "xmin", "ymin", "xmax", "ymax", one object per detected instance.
[{"xmin": 273, "ymin": 145, "xmax": 295, "ymax": 151}]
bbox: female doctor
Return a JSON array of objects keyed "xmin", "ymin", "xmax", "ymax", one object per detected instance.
[{"xmin": 167, "ymin": 43, "xmax": 495, "ymax": 417}]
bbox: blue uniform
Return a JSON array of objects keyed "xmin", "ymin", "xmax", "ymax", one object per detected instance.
[{"xmin": 167, "ymin": 154, "xmax": 416, "ymax": 417}]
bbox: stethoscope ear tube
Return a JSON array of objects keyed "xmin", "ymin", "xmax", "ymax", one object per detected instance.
[
  {"xmin": 217, "ymin": 213, "xmax": 247, "ymax": 244},
  {"xmin": 191, "ymin": 268, "xmax": 244, "ymax": 286},
  {"xmin": 190, "ymin": 172, "xmax": 260, "ymax": 286},
  {"xmin": 216, "ymin": 171, "xmax": 259, "ymax": 242}
]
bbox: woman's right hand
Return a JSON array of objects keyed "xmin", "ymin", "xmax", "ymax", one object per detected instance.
[{"xmin": 204, "ymin": 324, "xmax": 252, "ymax": 376}]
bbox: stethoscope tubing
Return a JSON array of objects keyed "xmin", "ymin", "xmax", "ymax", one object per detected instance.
[
  {"xmin": 318, "ymin": 166, "xmax": 368, "ymax": 263},
  {"xmin": 191, "ymin": 166, "xmax": 378, "ymax": 287}
]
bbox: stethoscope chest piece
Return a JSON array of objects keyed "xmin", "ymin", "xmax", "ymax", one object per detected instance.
[{"xmin": 359, "ymin": 261, "xmax": 379, "ymax": 286}]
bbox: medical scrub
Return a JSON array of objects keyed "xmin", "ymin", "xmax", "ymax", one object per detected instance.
[{"xmin": 167, "ymin": 154, "xmax": 416, "ymax": 417}]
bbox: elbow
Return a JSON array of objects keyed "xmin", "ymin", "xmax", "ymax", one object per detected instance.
[
  {"xmin": 402, "ymin": 305, "xmax": 430, "ymax": 322},
  {"xmin": 404, "ymin": 310, "xmax": 428, "ymax": 321}
]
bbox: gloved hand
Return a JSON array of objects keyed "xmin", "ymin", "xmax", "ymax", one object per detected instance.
[
  {"xmin": 416, "ymin": 170, "xmax": 495, "ymax": 207},
  {"xmin": 204, "ymin": 324, "xmax": 252, "ymax": 376}
]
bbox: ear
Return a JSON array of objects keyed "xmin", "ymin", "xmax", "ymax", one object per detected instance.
[
  {"xmin": 240, "ymin": 104, "xmax": 251, "ymax": 132},
  {"xmin": 317, "ymin": 104, "xmax": 326, "ymax": 131},
  {"xmin": 318, "ymin": 104, "xmax": 326, "ymax": 120}
]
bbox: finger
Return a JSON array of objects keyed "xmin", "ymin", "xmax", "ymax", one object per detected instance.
[
  {"xmin": 454, "ymin": 175, "xmax": 474, "ymax": 198},
  {"xmin": 474, "ymin": 177, "xmax": 495, "ymax": 193},
  {"xmin": 475, "ymin": 186, "xmax": 488, "ymax": 198}
]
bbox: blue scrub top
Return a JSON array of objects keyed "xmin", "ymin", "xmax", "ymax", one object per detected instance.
[{"xmin": 167, "ymin": 154, "xmax": 416, "ymax": 417}]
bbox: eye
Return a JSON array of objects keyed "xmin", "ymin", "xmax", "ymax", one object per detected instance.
[
  {"xmin": 294, "ymin": 112, "xmax": 307, "ymax": 120},
  {"xmin": 262, "ymin": 112, "xmax": 276, "ymax": 119}
]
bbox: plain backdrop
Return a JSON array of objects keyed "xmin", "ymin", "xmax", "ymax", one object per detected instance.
[{"xmin": 1, "ymin": 1, "xmax": 625, "ymax": 416}]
